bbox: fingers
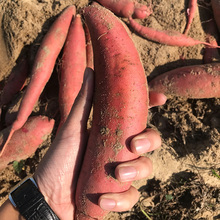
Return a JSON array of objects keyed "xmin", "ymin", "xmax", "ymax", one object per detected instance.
[
  {"xmin": 149, "ymin": 91, "xmax": 167, "ymax": 108},
  {"xmin": 98, "ymin": 186, "xmax": 139, "ymax": 212},
  {"xmin": 97, "ymin": 95, "xmax": 164, "ymax": 213},
  {"xmin": 98, "ymin": 128, "xmax": 161, "ymax": 211},
  {"xmin": 130, "ymin": 128, "xmax": 161, "ymax": 155},
  {"xmin": 112, "ymin": 129, "xmax": 161, "ymax": 187},
  {"xmin": 115, "ymin": 156, "xmax": 152, "ymax": 182},
  {"xmin": 98, "ymin": 92, "xmax": 164, "ymax": 213}
]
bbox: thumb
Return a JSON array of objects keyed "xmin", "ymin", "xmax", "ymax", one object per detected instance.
[
  {"xmin": 58, "ymin": 67, "xmax": 94, "ymax": 139},
  {"xmin": 33, "ymin": 68, "xmax": 94, "ymax": 210}
]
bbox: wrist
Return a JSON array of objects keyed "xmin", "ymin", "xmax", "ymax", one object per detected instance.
[
  {"xmin": 0, "ymin": 199, "xmax": 25, "ymax": 220},
  {"xmin": 34, "ymin": 173, "xmax": 74, "ymax": 220},
  {"xmin": 8, "ymin": 176, "xmax": 60, "ymax": 220},
  {"xmin": 33, "ymin": 174, "xmax": 58, "ymax": 216}
]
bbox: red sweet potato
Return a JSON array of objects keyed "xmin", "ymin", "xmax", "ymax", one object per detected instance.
[
  {"xmin": 12, "ymin": 5, "xmax": 75, "ymax": 132},
  {"xmin": 203, "ymin": 20, "xmax": 220, "ymax": 64},
  {"xmin": 84, "ymin": 23, "xmax": 94, "ymax": 69},
  {"xmin": 0, "ymin": 6, "xmax": 76, "ymax": 156},
  {"xmin": 129, "ymin": 17, "xmax": 220, "ymax": 47},
  {"xmin": 5, "ymin": 92, "xmax": 40, "ymax": 126},
  {"xmin": 0, "ymin": 116, "xmax": 54, "ymax": 171},
  {"xmin": 5, "ymin": 92, "xmax": 24, "ymax": 126},
  {"xmin": 75, "ymin": 4, "xmax": 148, "ymax": 220},
  {"xmin": 149, "ymin": 63, "xmax": 220, "ymax": 98},
  {"xmin": 211, "ymin": 0, "xmax": 220, "ymax": 32},
  {"xmin": 58, "ymin": 14, "xmax": 86, "ymax": 131},
  {"xmin": 0, "ymin": 57, "xmax": 28, "ymax": 107},
  {"xmin": 96, "ymin": 0, "xmax": 152, "ymax": 19},
  {"xmin": 183, "ymin": 0, "xmax": 197, "ymax": 35}
]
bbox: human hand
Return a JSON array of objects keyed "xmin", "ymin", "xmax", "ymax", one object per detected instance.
[{"xmin": 34, "ymin": 68, "xmax": 166, "ymax": 219}]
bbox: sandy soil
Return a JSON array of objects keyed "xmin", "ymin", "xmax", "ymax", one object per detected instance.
[{"xmin": 0, "ymin": 0, "xmax": 219, "ymax": 219}]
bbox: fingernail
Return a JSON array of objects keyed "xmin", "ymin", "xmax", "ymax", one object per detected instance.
[
  {"xmin": 161, "ymin": 93, "xmax": 167, "ymax": 104},
  {"xmin": 118, "ymin": 166, "xmax": 137, "ymax": 182},
  {"xmin": 100, "ymin": 198, "xmax": 116, "ymax": 210},
  {"xmin": 134, "ymin": 138, "xmax": 151, "ymax": 154}
]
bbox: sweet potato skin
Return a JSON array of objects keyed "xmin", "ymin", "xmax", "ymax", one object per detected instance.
[
  {"xmin": 96, "ymin": 0, "xmax": 151, "ymax": 19},
  {"xmin": 0, "ymin": 57, "xmax": 28, "ymax": 107},
  {"xmin": 75, "ymin": 4, "xmax": 148, "ymax": 220},
  {"xmin": 58, "ymin": 14, "xmax": 86, "ymax": 131},
  {"xmin": 84, "ymin": 23, "xmax": 94, "ymax": 69},
  {"xmin": 183, "ymin": 0, "xmax": 197, "ymax": 35},
  {"xmin": 0, "ymin": 116, "xmax": 54, "ymax": 171},
  {"xmin": 203, "ymin": 20, "xmax": 220, "ymax": 64},
  {"xmin": 149, "ymin": 63, "xmax": 220, "ymax": 98},
  {"xmin": 0, "ymin": 6, "xmax": 76, "ymax": 157},
  {"xmin": 129, "ymin": 17, "xmax": 220, "ymax": 47},
  {"xmin": 12, "ymin": 6, "xmax": 76, "ymax": 132},
  {"xmin": 5, "ymin": 92, "xmax": 23, "ymax": 126}
]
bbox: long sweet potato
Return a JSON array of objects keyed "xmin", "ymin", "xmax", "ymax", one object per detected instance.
[
  {"xmin": 0, "ymin": 6, "xmax": 76, "ymax": 156},
  {"xmin": 75, "ymin": 3, "xmax": 148, "ymax": 220},
  {"xmin": 129, "ymin": 17, "xmax": 220, "ymax": 47},
  {"xmin": 149, "ymin": 63, "xmax": 220, "ymax": 98},
  {"xmin": 0, "ymin": 116, "xmax": 54, "ymax": 171},
  {"xmin": 183, "ymin": 0, "xmax": 197, "ymax": 35},
  {"xmin": 12, "ymin": 5, "xmax": 76, "ymax": 132},
  {"xmin": 96, "ymin": 0, "xmax": 152, "ymax": 19},
  {"xmin": 211, "ymin": 0, "xmax": 220, "ymax": 32},
  {"xmin": 58, "ymin": 14, "xmax": 86, "ymax": 131}
]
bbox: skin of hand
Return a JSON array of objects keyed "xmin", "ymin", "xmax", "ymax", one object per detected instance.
[{"xmin": 33, "ymin": 68, "xmax": 166, "ymax": 219}]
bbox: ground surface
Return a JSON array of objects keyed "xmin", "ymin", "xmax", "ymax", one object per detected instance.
[{"xmin": 0, "ymin": 0, "xmax": 219, "ymax": 219}]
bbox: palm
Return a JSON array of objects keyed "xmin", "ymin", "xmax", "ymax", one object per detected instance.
[
  {"xmin": 34, "ymin": 69, "xmax": 93, "ymax": 219},
  {"xmin": 35, "ymin": 127, "xmax": 89, "ymax": 219}
]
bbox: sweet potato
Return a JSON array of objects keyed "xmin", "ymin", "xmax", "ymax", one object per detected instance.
[
  {"xmin": 203, "ymin": 20, "xmax": 220, "ymax": 64},
  {"xmin": 75, "ymin": 4, "xmax": 148, "ymax": 220},
  {"xmin": 0, "ymin": 57, "xmax": 28, "ymax": 107},
  {"xmin": 12, "ymin": 5, "xmax": 75, "ymax": 131},
  {"xmin": 5, "ymin": 93, "xmax": 40, "ymax": 126},
  {"xmin": 5, "ymin": 92, "xmax": 24, "ymax": 126},
  {"xmin": 149, "ymin": 63, "xmax": 220, "ymax": 98},
  {"xmin": 58, "ymin": 14, "xmax": 86, "ymax": 131},
  {"xmin": 84, "ymin": 23, "xmax": 94, "ymax": 69},
  {"xmin": 0, "ymin": 6, "xmax": 76, "ymax": 156},
  {"xmin": 129, "ymin": 17, "xmax": 220, "ymax": 47},
  {"xmin": 96, "ymin": 0, "xmax": 152, "ymax": 19},
  {"xmin": 211, "ymin": 0, "xmax": 220, "ymax": 32},
  {"xmin": 183, "ymin": 0, "xmax": 197, "ymax": 35},
  {"xmin": 0, "ymin": 116, "xmax": 54, "ymax": 171}
]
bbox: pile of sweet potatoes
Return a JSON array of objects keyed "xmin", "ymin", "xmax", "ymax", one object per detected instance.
[
  {"xmin": 75, "ymin": 1, "xmax": 219, "ymax": 219},
  {"xmin": 0, "ymin": 0, "xmax": 219, "ymax": 220},
  {"xmin": 0, "ymin": 6, "xmax": 78, "ymax": 167},
  {"xmin": 148, "ymin": 0, "xmax": 220, "ymax": 98}
]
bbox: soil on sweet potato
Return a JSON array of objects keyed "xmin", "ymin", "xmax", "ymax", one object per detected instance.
[{"xmin": 0, "ymin": 0, "xmax": 220, "ymax": 219}]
